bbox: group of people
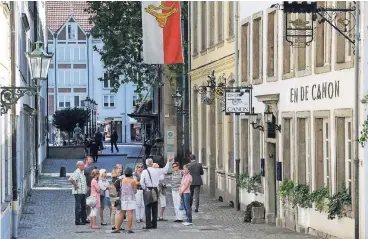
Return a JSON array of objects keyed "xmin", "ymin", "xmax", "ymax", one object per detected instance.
[{"xmin": 69, "ymin": 153, "xmax": 204, "ymax": 233}]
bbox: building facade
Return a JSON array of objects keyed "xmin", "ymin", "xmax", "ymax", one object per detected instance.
[
  {"xmin": 190, "ymin": 1, "xmax": 236, "ymax": 199},
  {"xmin": 191, "ymin": 1, "xmax": 368, "ymax": 239},
  {"xmin": 0, "ymin": 1, "xmax": 48, "ymax": 238},
  {"xmin": 46, "ymin": 1, "xmax": 136, "ymax": 144}
]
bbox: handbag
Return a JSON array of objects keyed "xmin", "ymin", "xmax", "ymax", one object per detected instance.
[
  {"xmin": 97, "ymin": 150, "xmax": 102, "ymax": 155},
  {"xmin": 143, "ymin": 169, "xmax": 158, "ymax": 206},
  {"xmin": 86, "ymin": 195, "xmax": 97, "ymax": 207}
]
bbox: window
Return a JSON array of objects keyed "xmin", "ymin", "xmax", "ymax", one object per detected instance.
[
  {"xmin": 209, "ymin": 1, "xmax": 215, "ymax": 47},
  {"xmin": 73, "ymin": 70, "xmax": 87, "ymax": 86},
  {"xmin": 201, "ymin": 101, "xmax": 207, "ymax": 165},
  {"xmin": 267, "ymin": 10, "xmax": 277, "ymax": 80},
  {"xmin": 72, "ymin": 45, "xmax": 86, "ymax": 61},
  {"xmin": 252, "ymin": 13, "xmax": 262, "ymax": 84},
  {"xmin": 297, "ymin": 118, "xmax": 307, "ymax": 184},
  {"xmin": 252, "ymin": 116, "xmax": 263, "ymax": 193},
  {"xmin": 58, "ymin": 70, "xmax": 72, "ymax": 86},
  {"xmin": 322, "ymin": 119, "xmax": 330, "ymax": 189},
  {"xmin": 315, "ymin": 1, "xmax": 331, "ymax": 72},
  {"xmin": 133, "ymin": 95, "xmax": 138, "ymax": 106},
  {"xmin": 228, "ymin": 1, "xmax": 234, "ymax": 38},
  {"xmin": 216, "ymin": 98, "xmax": 223, "ymax": 169},
  {"xmin": 345, "ymin": 119, "xmax": 352, "ymax": 189},
  {"xmin": 48, "ymin": 71, "xmax": 55, "ymax": 85},
  {"xmin": 335, "ymin": 1, "xmax": 354, "ymax": 70},
  {"xmin": 103, "ymin": 95, "xmax": 115, "ymax": 107},
  {"xmin": 217, "ymin": 1, "xmax": 223, "ymax": 43},
  {"xmin": 228, "ymin": 115, "xmax": 234, "ymax": 172},
  {"xmin": 104, "ymin": 79, "xmax": 112, "ymax": 88},
  {"xmin": 74, "ymin": 96, "xmax": 80, "ymax": 107},
  {"xmin": 67, "ymin": 23, "xmax": 77, "ymax": 40},
  {"xmin": 241, "ymin": 119, "xmax": 249, "ymax": 174},
  {"xmin": 201, "ymin": 1, "xmax": 207, "ymax": 51},
  {"xmin": 241, "ymin": 22, "xmax": 249, "ymax": 82},
  {"xmin": 283, "ymin": 118, "xmax": 292, "ymax": 180},
  {"xmin": 336, "ymin": 116, "xmax": 353, "ymax": 192},
  {"xmin": 192, "ymin": 2, "xmax": 198, "ymax": 55},
  {"xmin": 58, "ymin": 95, "xmax": 71, "ymax": 108},
  {"xmin": 282, "ymin": 13, "xmax": 294, "ymax": 79}
]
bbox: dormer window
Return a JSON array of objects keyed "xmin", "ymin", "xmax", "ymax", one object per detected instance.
[{"xmin": 67, "ymin": 23, "xmax": 77, "ymax": 40}]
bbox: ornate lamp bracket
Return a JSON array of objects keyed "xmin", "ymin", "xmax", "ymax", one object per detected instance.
[{"xmin": 0, "ymin": 86, "xmax": 37, "ymax": 115}]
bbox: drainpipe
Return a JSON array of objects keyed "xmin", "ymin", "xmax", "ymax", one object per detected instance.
[
  {"xmin": 187, "ymin": 2, "xmax": 191, "ymax": 152},
  {"xmin": 33, "ymin": 0, "xmax": 39, "ymax": 185},
  {"xmin": 353, "ymin": 2, "xmax": 360, "ymax": 239},
  {"xmin": 10, "ymin": 2, "xmax": 19, "ymax": 238},
  {"xmin": 233, "ymin": 1, "xmax": 240, "ymax": 211}
]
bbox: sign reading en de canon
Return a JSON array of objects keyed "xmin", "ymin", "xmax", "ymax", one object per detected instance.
[
  {"xmin": 225, "ymin": 87, "xmax": 252, "ymax": 115},
  {"xmin": 290, "ymin": 80, "xmax": 340, "ymax": 103}
]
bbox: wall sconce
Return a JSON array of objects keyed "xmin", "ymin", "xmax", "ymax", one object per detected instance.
[
  {"xmin": 264, "ymin": 106, "xmax": 281, "ymax": 132},
  {"xmin": 249, "ymin": 107, "xmax": 264, "ymax": 131}
]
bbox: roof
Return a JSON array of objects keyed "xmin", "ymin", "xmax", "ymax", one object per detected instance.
[{"xmin": 46, "ymin": 1, "xmax": 94, "ymax": 33}]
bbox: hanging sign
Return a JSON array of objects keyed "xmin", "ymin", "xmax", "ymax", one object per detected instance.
[{"xmin": 224, "ymin": 86, "xmax": 252, "ymax": 115}]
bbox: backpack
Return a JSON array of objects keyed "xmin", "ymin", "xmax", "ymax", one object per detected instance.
[{"xmin": 109, "ymin": 182, "xmax": 117, "ymax": 198}]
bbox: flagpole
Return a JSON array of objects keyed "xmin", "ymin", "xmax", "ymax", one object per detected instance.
[{"xmin": 187, "ymin": 1, "xmax": 192, "ymax": 158}]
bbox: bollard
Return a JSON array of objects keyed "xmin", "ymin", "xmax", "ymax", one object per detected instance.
[{"xmin": 60, "ymin": 167, "xmax": 66, "ymax": 177}]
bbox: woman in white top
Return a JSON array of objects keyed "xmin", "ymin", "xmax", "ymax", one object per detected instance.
[{"xmin": 98, "ymin": 169, "xmax": 110, "ymax": 226}]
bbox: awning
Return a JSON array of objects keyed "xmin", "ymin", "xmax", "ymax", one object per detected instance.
[{"xmin": 127, "ymin": 113, "xmax": 159, "ymax": 121}]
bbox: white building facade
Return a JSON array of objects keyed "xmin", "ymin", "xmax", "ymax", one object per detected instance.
[
  {"xmin": 1, "ymin": 1, "xmax": 48, "ymax": 238},
  {"xmin": 46, "ymin": 2, "xmax": 137, "ymax": 144},
  {"xmin": 238, "ymin": 1, "xmax": 366, "ymax": 238}
]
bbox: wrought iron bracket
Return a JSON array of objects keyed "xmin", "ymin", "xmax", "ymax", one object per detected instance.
[
  {"xmin": 273, "ymin": 1, "xmax": 357, "ymax": 46},
  {"xmin": 267, "ymin": 122, "xmax": 282, "ymax": 133},
  {"xmin": 0, "ymin": 86, "xmax": 38, "ymax": 115},
  {"xmin": 250, "ymin": 122, "xmax": 264, "ymax": 131}
]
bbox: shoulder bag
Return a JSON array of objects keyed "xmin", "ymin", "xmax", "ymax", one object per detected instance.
[{"xmin": 143, "ymin": 169, "xmax": 158, "ymax": 206}]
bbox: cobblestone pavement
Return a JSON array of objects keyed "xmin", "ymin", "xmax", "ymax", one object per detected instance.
[{"xmin": 19, "ymin": 146, "xmax": 320, "ymax": 239}]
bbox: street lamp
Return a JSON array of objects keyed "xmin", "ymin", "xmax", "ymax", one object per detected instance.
[
  {"xmin": 0, "ymin": 41, "xmax": 53, "ymax": 115},
  {"xmin": 171, "ymin": 88, "xmax": 189, "ymax": 117},
  {"xmin": 84, "ymin": 96, "xmax": 91, "ymax": 136},
  {"xmin": 91, "ymin": 100, "xmax": 98, "ymax": 133}
]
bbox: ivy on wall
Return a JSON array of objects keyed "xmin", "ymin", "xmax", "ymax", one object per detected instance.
[{"xmin": 278, "ymin": 180, "xmax": 352, "ymax": 220}]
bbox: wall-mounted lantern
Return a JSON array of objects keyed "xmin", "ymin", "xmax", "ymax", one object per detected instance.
[
  {"xmin": 171, "ymin": 88, "xmax": 189, "ymax": 117},
  {"xmin": 249, "ymin": 107, "xmax": 264, "ymax": 131},
  {"xmin": 264, "ymin": 105, "xmax": 281, "ymax": 132}
]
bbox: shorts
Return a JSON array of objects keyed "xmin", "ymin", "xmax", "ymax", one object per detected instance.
[
  {"xmin": 121, "ymin": 200, "xmax": 136, "ymax": 211},
  {"xmin": 159, "ymin": 194, "xmax": 166, "ymax": 208}
]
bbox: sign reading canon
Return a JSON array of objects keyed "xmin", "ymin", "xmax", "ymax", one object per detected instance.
[
  {"xmin": 225, "ymin": 90, "xmax": 251, "ymax": 114},
  {"xmin": 290, "ymin": 80, "xmax": 340, "ymax": 103}
]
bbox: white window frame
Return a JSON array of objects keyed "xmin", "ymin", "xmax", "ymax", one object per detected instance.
[
  {"xmin": 58, "ymin": 95, "xmax": 71, "ymax": 108},
  {"xmin": 67, "ymin": 23, "xmax": 77, "ymax": 40},
  {"xmin": 57, "ymin": 70, "xmax": 72, "ymax": 86},
  {"xmin": 322, "ymin": 118, "xmax": 330, "ymax": 188},
  {"xmin": 345, "ymin": 118, "xmax": 352, "ymax": 189},
  {"xmin": 305, "ymin": 118, "xmax": 311, "ymax": 184},
  {"xmin": 103, "ymin": 95, "xmax": 115, "ymax": 108},
  {"xmin": 103, "ymin": 79, "xmax": 112, "ymax": 89}
]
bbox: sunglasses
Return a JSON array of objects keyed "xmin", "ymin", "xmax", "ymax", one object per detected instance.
[
  {"xmin": 173, "ymin": 165, "xmax": 178, "ymax": 168},
  {"xmin": 137, "ymin": 166, "xmax": 143, "ymax": 168}
]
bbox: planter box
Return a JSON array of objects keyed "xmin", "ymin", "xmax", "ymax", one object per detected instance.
[{"xmin": 251, "ymin": 207, "xmax": 265, "ymax": 224}]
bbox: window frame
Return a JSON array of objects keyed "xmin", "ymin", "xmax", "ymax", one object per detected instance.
[
  {"xmin": 294, "ymin": 13, "xmax": 312, "ymax": 78},
  {"xmin": 251, "ymin": 11, "xmax": 263, "ymax": 85},
  {"xmin": 345, "ymin": 118, "xmax": 352, "ymax": 190},
  {"xmin": 241, "ymin": 17, "xmax": 250, "ymax": 84},
  {"xmin": 67, "ymin": 23, "xmax": 77, "ymax": 40},
  {"xmin": 322, "ymin": 118, "xmax": 330, "ymax": 189},
  {"xmin": 266, "ymin": 8, "xmax": 278, "ymax": 82},
  {"xmin": 58, "ymin": 95, "xmax": 71, "ymax": 108},
  {"xmin": 103, "ymin": 95, "xmax": 115, "ymax": 108}
]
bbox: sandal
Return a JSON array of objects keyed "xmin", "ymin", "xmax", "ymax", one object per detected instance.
[
  {"xmin": 127, "ymin": 230, "xmax": 134, "ymax": 233},
  {"xmin": 111, "ymin": 230, "xmax": 120, "ymax": 233},
  {"xmin": 101, "ymin": 223, "xmax": 107, "ymax": 226},
  {"xmin": 91, "ymin": 226, "xmax": 100, "ymax": 229}
]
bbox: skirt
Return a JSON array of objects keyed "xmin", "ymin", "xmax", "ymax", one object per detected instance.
[{"xmin": 121, "ymin": 200, "xmax": 136, "ymax": 211}]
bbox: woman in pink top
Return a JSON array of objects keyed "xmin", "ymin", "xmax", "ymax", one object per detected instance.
[
  {"xmin": 179, "ymin": 164, "xmax": 192, "ymax": 226},
  {"xmin": 90, "ymin": 169, "xmax": 101, "ymax": 229}
]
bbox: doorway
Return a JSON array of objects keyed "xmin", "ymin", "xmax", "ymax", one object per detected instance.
[
  {"xmin": 111, "ymin": 121, "xmax": 122, "ymax": 143},
  {"xmin": 266, "ymin": 142, "xmax": 277, "ymax": 223}
]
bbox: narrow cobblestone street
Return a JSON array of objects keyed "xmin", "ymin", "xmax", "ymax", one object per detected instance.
[{"xmin": 18, "ymin": 146, "xmax": 319, "ymax": 239}]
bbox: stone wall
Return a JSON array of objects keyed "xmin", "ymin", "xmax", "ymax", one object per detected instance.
[{"xmin": 48, "ymin": 146, "xmax": 85, "ymax": 159}]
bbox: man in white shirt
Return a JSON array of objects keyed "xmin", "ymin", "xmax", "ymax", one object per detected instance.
[{"xmin": 140, "ymin": 156, "xmax": 173, "ymax": 230}]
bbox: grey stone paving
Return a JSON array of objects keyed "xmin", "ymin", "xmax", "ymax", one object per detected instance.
[{"xmin": 19, "ymin": 146, "xmax": 320, "ymax": 239}]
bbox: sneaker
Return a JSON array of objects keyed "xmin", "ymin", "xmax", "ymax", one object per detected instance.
[{"xmin": 182, "ymin": 222, "xmax": 192, "ymax": 226}]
